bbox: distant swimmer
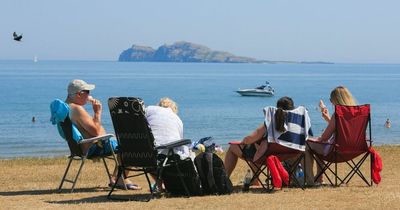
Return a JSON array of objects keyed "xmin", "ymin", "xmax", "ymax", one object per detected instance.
[
  {"xmin": 32, "ymin": 116, "xmax": 36, "ymax": 123},
  {"xmin": 385, "ymin": 118, "xmax": 391, "ymax": 128},
  {"xmin": 13, "ymin": 32, "xmax": 23, "ymax": 41}
]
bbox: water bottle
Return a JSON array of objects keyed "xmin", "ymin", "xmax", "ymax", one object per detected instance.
[
  {"xmin": 296, "ymin": 164, "xmax": 304, "ymax": 184},
  {"xmin": 243, "ymin": 169, "xmax": 252, "ymax": 192}
]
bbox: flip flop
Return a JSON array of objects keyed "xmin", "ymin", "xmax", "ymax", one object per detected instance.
[
  {"xmin": 109, "ymin": 183, "xmax": 142, "ymax": 190},
  {"xmin": 125, "ymin": 183, "xmax": 142, "ymax": 190}
]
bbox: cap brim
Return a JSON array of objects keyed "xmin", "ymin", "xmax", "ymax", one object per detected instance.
[{"xmin": 84, "ymin": 84, "xmax": 95, "ymax": 90}]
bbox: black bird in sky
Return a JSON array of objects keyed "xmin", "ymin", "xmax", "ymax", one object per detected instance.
[{"xmin": 13, "ymin": 32, "xmax": 23, "ymax": 41}]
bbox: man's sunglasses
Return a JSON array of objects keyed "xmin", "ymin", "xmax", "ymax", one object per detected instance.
[{"xmin": 80, "ymin": 90, "xmax": 90, "ymax": 94}]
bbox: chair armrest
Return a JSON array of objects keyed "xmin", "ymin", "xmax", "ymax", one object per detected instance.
[
  {"xmin": 306, "ymin": 139, "xmax": 335, "ymax": 145},
  {"xmin": 156, "ymin": 139, "xmax": 191, "ymax": 150},
  {"xmin": 78, "ymin": 134, "xmax": 115, "ymax": 144},
  {"xmin": 229, "ymin": 141, "xmax": 243, "ymax": 145}
]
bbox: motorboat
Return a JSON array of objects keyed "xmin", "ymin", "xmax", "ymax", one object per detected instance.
[{"xmin": 236, "ymin": 81, "xmax": 275, "ymax": 97}]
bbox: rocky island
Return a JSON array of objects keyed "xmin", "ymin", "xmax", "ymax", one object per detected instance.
[
  {"xmin": 118, "ymin": 41, "xmax": 334, "ymax": 64},
  {"xmin": 119, "ymin": 41, "xmax": 258, "ymax": 63}
]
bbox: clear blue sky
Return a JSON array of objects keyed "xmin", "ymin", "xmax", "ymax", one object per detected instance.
[{"xmin": 1, "ymin": 0, "xmax": 400, "ymax": 63}]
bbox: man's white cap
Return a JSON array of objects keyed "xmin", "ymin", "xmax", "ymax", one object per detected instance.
[{"xmin": 67, "ymin": 79, "xmax": 95, "ymax": 95}]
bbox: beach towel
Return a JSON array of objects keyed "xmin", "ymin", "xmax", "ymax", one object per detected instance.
[
  {"xmin": 50, "ymin": 99, "xmax": 83, "ymax": 142},
  {"xmin": 253, "ymin": 106, "xmax": 312, "ymax": 162},
  {"xmin": 265, "ymin": 106, "xmax": 312, "ymax": 150},
  {"xmin": 266, "ymin": 155, "xmax": 289, "ymax": 188},
  {"xmin": 369, "ymin": 147, "xmax": 383, "ymax": 184}
]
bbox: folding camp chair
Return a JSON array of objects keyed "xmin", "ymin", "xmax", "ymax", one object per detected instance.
[
  {"xmin": 50, "ymin": 99, "xmax": 118, "ymax": 193},
  {"xmin": 229, "ymin": 106, "xmax": 312, "ymax": 191},
  {"xmin": 229, "ymin": 142, "xmax": 305, "ymax": 191},
  {"xmin": 307, "ymin": 104, "xmax": 372, "ymax": 187},
  {"xmin": 107, "ymin": 97, "xmax": 201, "ymax": 201}
]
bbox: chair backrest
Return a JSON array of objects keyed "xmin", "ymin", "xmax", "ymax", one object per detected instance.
[
  {"xmin": 253, "ymin": 106, "xmax": 312, "ymax": 162},
  {"xmin": 60, "ymin": 116, "xmax": 84, "ymax": 157},
  {"xmin": 264, "ymin": 106, "xmax": 312, "ymax": 151},
  {"xmin": 108, "ymin": 97, "xmax": 158, "ymax": 167},
  {"xmin": 50, "ymin": 99, "xmax": 84, "ymax": 157},
  {"xmin": 334, "ymin": 104, "xmax": 370, "ymax": 157}
]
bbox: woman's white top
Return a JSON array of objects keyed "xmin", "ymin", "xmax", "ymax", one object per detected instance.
[{"xmin": 145, "ymin": 105, "xmax": 192, "ymax": 159}]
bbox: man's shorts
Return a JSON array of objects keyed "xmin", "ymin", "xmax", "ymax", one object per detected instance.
[{"xmin": 87, "ymin": 139, "xmax": 119, "ymax": 157}]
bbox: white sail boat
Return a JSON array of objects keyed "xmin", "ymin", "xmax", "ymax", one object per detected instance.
[{"xmin": 33, "ymin": 55, "xmax": 38, "ymax": 63}]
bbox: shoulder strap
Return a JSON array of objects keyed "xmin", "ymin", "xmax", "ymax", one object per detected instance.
[
  {"xmin": 194, "ymin": 153, "xmax": 206, "ymax": 179},
  {"xmin": 206, "ymin": 152, "xmax": 216, "ymax": 189}
]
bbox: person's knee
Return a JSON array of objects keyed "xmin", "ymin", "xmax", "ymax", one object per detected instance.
[
  {"xmin": 229, "ymin": 145, "xmax": 243, "ymax": 157},
  {"xmin": 227, "ymin": 145, "xmax": 235, "ymax": 153}
]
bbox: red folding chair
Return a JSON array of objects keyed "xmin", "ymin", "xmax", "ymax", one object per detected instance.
[
  {"xmin": 307, "ymin": 104, "xmax": 373, "ymax": 187},
  {"xmin": 229, "ymin": 106, "xmax": 312, "ymax": 191}
]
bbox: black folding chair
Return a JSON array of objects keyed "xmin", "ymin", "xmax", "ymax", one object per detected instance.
[
  {"xmin": 50, "ymin": 99, "xmax": 118, "ymax": 193},
  {"xmin": 107, "ymin": 97, "xmax": 201, "ymax": 201}
]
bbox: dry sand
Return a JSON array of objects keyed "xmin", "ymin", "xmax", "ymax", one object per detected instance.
[{"xmin": 0, "ymin": 145, "xmax": 399, "ymax": 210}]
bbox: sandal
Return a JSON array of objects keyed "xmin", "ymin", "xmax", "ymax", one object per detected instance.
[
  {"xmin": 109, "ymin": 182, "xmax": 142, "ymax": 190},
  {"xmin": 124, "ymin": 183, "xmax": 142, "ymax": 190}
]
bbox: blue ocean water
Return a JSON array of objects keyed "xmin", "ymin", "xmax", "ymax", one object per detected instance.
[{"xmin": 0, "ymin": 60, "xmax": 399, "ymax": 158}]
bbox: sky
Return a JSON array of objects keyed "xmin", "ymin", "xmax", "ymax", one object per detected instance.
[{"xmin": 1, "ymin": 0, "xmax": 400, "ymax": 63}]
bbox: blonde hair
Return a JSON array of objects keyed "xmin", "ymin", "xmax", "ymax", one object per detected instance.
[
  {"xmin": 158, "ymin": 97, "xmax": 178, "ymax": 114},
  {"xmin": 330, "ymin": 86, "xmax": 357, "ymax": 106}
]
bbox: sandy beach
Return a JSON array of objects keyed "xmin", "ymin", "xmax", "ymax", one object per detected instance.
[{"xmin": 1, "ymin": 145, "xmax": 399, "ymax": 210}]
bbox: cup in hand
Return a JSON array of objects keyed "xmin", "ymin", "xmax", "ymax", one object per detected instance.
[
  {"xmin": 87, "ymin": 96, "xmax": 95, "ymax": 104},
  {"xmin": 319, "ymin": 100, "xmax": 326, "ymax": 112}
]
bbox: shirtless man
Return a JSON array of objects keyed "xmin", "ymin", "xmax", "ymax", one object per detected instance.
[{"xmin": 65, "ymin": 79, "xmax": 141, "ymax": 190}]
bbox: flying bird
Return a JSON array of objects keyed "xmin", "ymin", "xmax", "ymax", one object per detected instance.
[{"xmin": 13, "ymin": 32, "xmax": 23, "ymax": 41}]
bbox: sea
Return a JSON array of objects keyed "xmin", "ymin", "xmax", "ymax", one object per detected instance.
[{"xmin": 0, "ymin": 60, "xmax": 399, "ymax": 159}]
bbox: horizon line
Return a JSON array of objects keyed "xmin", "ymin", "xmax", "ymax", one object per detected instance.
[{"xmin": 0, "ymin": 59, "xmax": 399, "ymax": 65}]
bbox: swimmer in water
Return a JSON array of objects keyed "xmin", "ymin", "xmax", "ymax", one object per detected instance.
[{"xmin": 385, "ymin": 118, "xmax": 391, "ymax": 128}]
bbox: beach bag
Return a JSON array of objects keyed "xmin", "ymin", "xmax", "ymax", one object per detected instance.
[
  {"xmin": 161, "ymin": 157, "xmax": 202, "ymax": 196},
  {"xmin": 194, "ymin": 152, "xmax": 233, "ymax": 195}
]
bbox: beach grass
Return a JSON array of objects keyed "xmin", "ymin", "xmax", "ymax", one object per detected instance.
[{"xmin": 1, "ymin": 145, "xmax": 399, "ymax": 210}]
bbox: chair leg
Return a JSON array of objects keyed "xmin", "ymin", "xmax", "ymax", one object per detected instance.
[
  {"xmin": 107, "ymin": 166, "xmax": 154, "ymax": 202},
  {"xmin": 103, "ymin": 146, "xmax": 127, "ymax": 189},
  {"xmin": 370, "ymin": 152, "xmax": 373, "ymax": 186},
  {"xmin": 285, "ymin": 154, "xmax": 305, "ymax": 190},
  {"xmin": 144, "ymin": 171, "xmax": 154, "ymax": 202},
  {"xmin": 70, "ymin": 158, "xmax": 85, "ymax": 193},
  {"xmin": 58, "ymin": 157, "xmax": 74, "ymax": 192},
  {"xmin": 101, "ymin": 157, "xmax": 112, "ymax": 181},
  {"xmin": 244, "ymin": 159, "xmax": 270, "ymax": 192},
  {"xmin": 107, "ymin": 165, "xmax": 123, "ymax": 199},
  {"xmin": 311, "ymin": 151, "xmax": 335, "ymax": 186},
  {"xmin": 105, "ymin": 141, "xmax": 121, "ymax": 182},
  {"xmin": 343, "ymin": 153, "xmax": 371, "ymax": 186}
]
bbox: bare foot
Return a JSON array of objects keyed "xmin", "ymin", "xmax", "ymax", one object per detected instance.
[{"xmin": 250, "ymin": 180, "xmax": 262, "ymax": 188}]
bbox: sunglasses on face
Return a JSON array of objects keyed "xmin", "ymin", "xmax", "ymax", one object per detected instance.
[{"xmin": 79, "ymin": 90, "xmax": 90, "ymax": 94}]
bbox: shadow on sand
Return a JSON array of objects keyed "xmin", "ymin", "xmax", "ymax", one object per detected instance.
[
  {"xmin": 0, "ymin": 185, "xmax": 277, "ymax": 205},
  {"xmin": 0, "ymin": 187, "xmax": 108, "ymax": 196},
  {"xmin": 47, "ymin": 193, "xmax": 156, "ymax": 204}
]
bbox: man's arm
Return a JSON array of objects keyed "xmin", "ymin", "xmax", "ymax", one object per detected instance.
[{"xmin": 70, "ymin": 104, "xmax": 106, "ymax": 137}]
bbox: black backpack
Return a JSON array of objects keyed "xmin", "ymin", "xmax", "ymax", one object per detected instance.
[
  {"xmin": 161, "ymin": 157, "xmax": 202, "ymax": 196},
  {"xmin": 194, "ymin": 152, "xmax": 233, "ymax": 195}
]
